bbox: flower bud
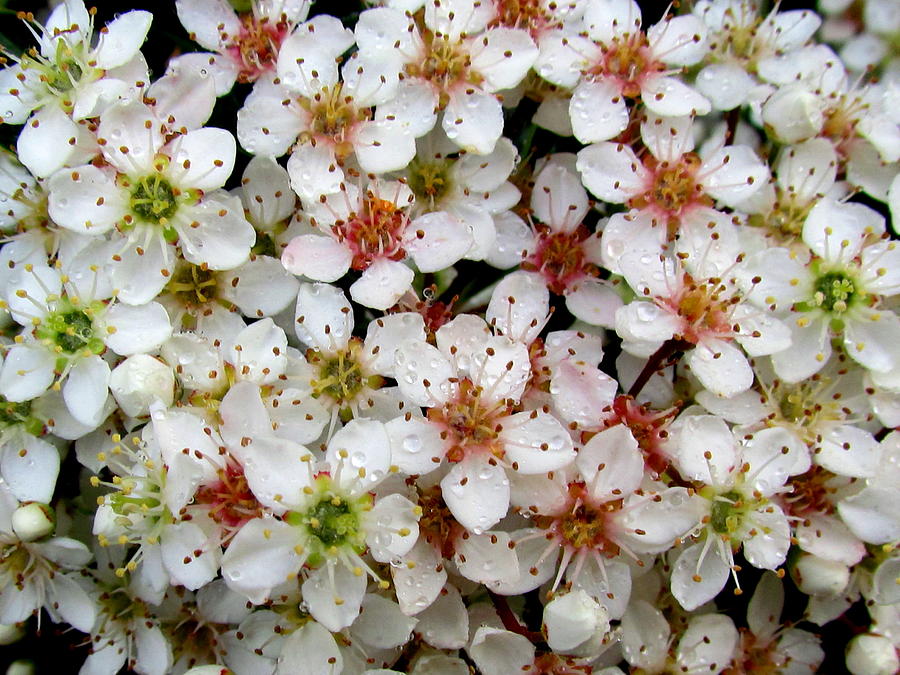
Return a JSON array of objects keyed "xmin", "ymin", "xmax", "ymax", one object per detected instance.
[
  {"xmin": 6, "ymin": 660, "xmax": 34, "ymax": 675},
  {"xmin": 0, "ymin": 624, "xmax": 24, "ymax": 646},
  {"xmin": 544, "ymin": 589, "xmax": 610, "ymax": 652},
  {"xmin": 846, "ymin": 634, "xmax": 900, "ymax": 675},
  {"xmin": 762, "ymin": 85, "xmax": 825, "ymax": 143},
  {"xmin": 11, "ymin": 502, "xmax": 55, "ymax": 542},
  {"xmin": 791, "ymin": 552, "xmax": 850, "ymax": 596},
  {"xmin": 109, "ymin": 354, "xmax": 175, "ymax": 418}
]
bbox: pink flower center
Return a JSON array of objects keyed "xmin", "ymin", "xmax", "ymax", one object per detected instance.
[
  {"xmin": 538, "ymin": 484, "xmax": 623, "ymax": 557},
  {"xmin": 334, "ymin": 196, "xmax": 408, "ymax": 270},
  {"xmin": 664, "ymin": 274, "xmax": 734, "ymax": 344},
  {"xmin": 195, "ymin": 463, "xmax": 263, "ymax": 530},
  {"xmin": 524, "ymin": 225, "xmax": 596, "ymax": 294},
  {"xmin": 428, "ymin": 378, "xmax": 511, "ymax": 463},
  {"xmin": 225, "ymin": 13, "xmax": 289, "ymax": 83},
  {"xmin": 589, "ymin": 32, "xmax": 663, "ymax": 99}
]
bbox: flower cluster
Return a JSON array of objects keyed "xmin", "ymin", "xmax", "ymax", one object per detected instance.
[{"xmin": 0, "ymin": 1, "xmax": 898, "ymax": 674}]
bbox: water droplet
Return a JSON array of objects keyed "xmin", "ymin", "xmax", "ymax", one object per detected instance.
[
  {"xmin": 349, "ymin": 451, "xmax": 366, "ymax": 467},
  {"xmin": 402, "ymin": 434, "xmax": 422, "ymax": 454}
]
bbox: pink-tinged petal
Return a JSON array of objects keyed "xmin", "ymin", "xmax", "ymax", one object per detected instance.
[
  {"xmin": 391, "ymin": 539, "xmax": 447, "ymax": 616},
  {"xmin": 531, "ymin": 162, "xmax": 589, "ymax": 232},
  {"xmin": 164, "ymin": 128, "xmax": 235, "ymax": 191},
  {"xmin": 454, "ymin": 530, "xmax": 519, "ymax": 584},
  {"xmin": 470, "ymin": 627, "xmax": 535, "ymax": 675},
  {"xmin": 742, "ymin": 506, "xmax": 790, "ymax": 569},
  {"xmin": 844, "ymin": 309, "xmax": 900, "ymax": 374},
  {"xmin": 406, "ymin": 211, "xmax": 473, "ymax": 272},
  {"xmin": 443, "ymin": 91, "xmax": 503, "ymax": 155},
  {"xmin": 647, "ymin": 15, "xmax": 707, "ymax": 66},
  {"xmin": 569, "ymin": 79, "xmax": 629, "ymax": 145},
  {"xmin": 468, "ymin": 28, "xmax": 537, "ymax": 92},
  {"xmin": 366, "ymin": 493, "xmax": 419, "ymax": 561},
  {"xmin": 565, "ymin": 278, "xmax": 624, "ymax": 328},
  {"xmin": 281, "ymin": 234, "xmax": 352, "ymax": 282},
  {"xmin": 93, "ymin": 10, "xmax": 152, "ymax": 69},
  {"xmin": 671, "ymin": 542, "xmax": 730, "ymax": 611},
  {"xmin": 175, "ymin": 0, "xmax": 241, "ymax": 51},
  {"xmin": 394, "ymin": 339, "xmax": 456, "ymax": 407},
  {"xmin": 641, "ymin": 75, "xmax": 711, "ymax": 117},
  {"xmin": 700, "ymin": 144, "xmax": 769, "ymax": 206},
  {"xmin": 2, "ymin": 435, "xmax": 59, "ymax": 504},
  {"xmin": 441, "ymin": 456, "xmax": 510, "ymax": 533},
  {"xmin": 499, "ymin": 411, "xmax": 575, "ymax": 475},
  {"xmin": 177, "ymin": 195, "xmax": 254, "ymax": 270},
  {"xmin": 413, "ymin": 583, "xmax": 468, "ymax": 648},
  {"xmin": 576, "ymin": 141, "xmax": 648, "ymax": 203},
  {"xmin": 278, "ymin": 621, "xmax": 343, "ymax": 675},
  {"xmin": 676, "ymin": 414, "xmax": 737, "ymax": 486},
  {"xmin": 221, "ymin": 518, "xmax": 302, "ymax": 604},
  {"xmin": 17, "ymin": 107, "xmax": 81, "ymax": 178},
  {"xmin": 47, "ymin": 165, "xmax": 125, "ymax": 235},
  {"xmin": 583, "ymin": 0, "xmax": 642, "ymax": 43},
  {"xmin": 802, "ymin": 199, "xmax": 884, "ymax": 263},
  {"xmin": 63, "ymin": 355, "xmax": 110, "ymax": 428},
  {"xmin": 577, "ymin": 425, "xmax": 642, "ymax": 500},
  {"xmin": 550, "ymin": 360, "xmax": 617, "ymax": 428},
  {"xmin": 796, "ymin": 514, "xmax": 866, "ymax": 565},
  {"xmin": 302, "ymin": 563, "xmax": 366, "ymax": 631},
  {"xmin": 687, "ymin": 338, "xmax": 754, "ymax": 398},
  {"xmin": 350, "ymin": 258, "xmax": 414, "ymax": 311}
]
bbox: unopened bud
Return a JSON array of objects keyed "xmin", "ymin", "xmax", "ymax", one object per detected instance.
[
  {"xmin": 11, "ymin": 502, "xmax": 55, "ymax": 542},
  {"xmin": 846, "ymin": 634, "xmax": 899, "ymax": 675},
  {"xmin": 109, "ymin": 354, "xmax": 175, "ymax": 418},
  {"xmin": 0, "ymin": 624, "xmax": 24, "ymax": 646}
]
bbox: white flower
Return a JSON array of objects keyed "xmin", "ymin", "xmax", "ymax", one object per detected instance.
[
  {"xmin": 355, "ymin": 1, "xmax": 538, "ymax": 154},
  {"xmin": 47, "ymin": 100, "xmax": 255, "ymax": 306},
  {"xmin": 0, "ymin": 1, "xmax": 152, "ymax": 177}
]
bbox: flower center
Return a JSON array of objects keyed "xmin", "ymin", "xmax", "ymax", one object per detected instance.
[
  {"xmin": 166, "ymin": 261, "xmax": 219, "ymax": 308},
  {"xmin": 195, "ymin": 464, "xmax": 263, "ymax": 530},
  {"xmin": 608, "ymin": 396, "xmax": 677, "ymax": 478},
  {"xmin": 429, "ymin": 378, "xmax": 509, "ymax": 462},
  {"xmin": 308, "ymin": 341, "xmax": 377, "ymax": 413},
  {"xmin": 407, "ymin": 157, "xmax": 453, "ymax": 206},
  {"xmin": 303, "ymin": 83, "xmax": 368, "ymax": 157},
  {"xmin": 669, "ymin": 275, "xmax": 733, "ymax": 343},
  {"xmin": 539, "ymin": 484, "xmax": 622, "ymax": 556},
  {"xmin": 129, "ymin": 175, "xmax": 179, "ymax": 225},
  {"xmin": 709, "ymin": 489, "xmax": 762, "ymax": 536},
  {"xmin": 227, "ymin": 13, "xmax": 288, "ymax": 82},
  {"xmin": 589, "ymin": 32, "xmax": 657, "ymax": 98},
  {"xmin": 415, "ymin": 484, "xmax": 462, "ymax": 558},
  {"xmin": 812, "ymin": 271, "xmax": 857, "ymax": 314},
  {"xmin": 650, "ymin": 155, "xmax": 704, "ymax": 213},
  {"xmin": 784, "ymin": 466, "xmax": 838, "ymax": 517},
  {"xmin": 0, "ymin": 397, "xmax": 42, "ymax": 436},
  {"xmin": 525, "ymin": 227, "xmax": 593, "ymax": 294},
  {"xmin": 405, "ymin": 32, "xmax": 483, "ymax": 108},
  {"xmin": 491, "ymin": 0, "xmax": 552, "ymax": 36},
  {"xmin": 285, "ymin": 476, "xmax": 372, "ymax": 566},
  {"xmin": 334, "ymin": 196, "xmax": 408, "ymax": 270},
  {"xmin": 37, "ymin": 305, "xmax": 104, "ymax": 356}
]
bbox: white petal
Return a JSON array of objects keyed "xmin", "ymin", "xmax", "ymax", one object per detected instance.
[
  {"xmin": 354, "ymin": 595, "xmax": 417, "ymax": 649},
  {"xmin": 393, "ymin": 339, "xmax": 456, "ymax": 407},
  {"xmin": 0, "ymin": 345, "xmax": 55, "ymax": 402},
  {"xmin": 576, "ymin": 142, "xmax": 648, "ymax": 203},
  {"xmin": 671, "ymin": 542, "xmax": 730, "ymax": 611},
  {"xmin": 648, "ymin": 14, "xmax": 707, "ymax": 66},
  {"xmin": 413, "ymin": 583, "xmax": 468, "ymax": 648},
  {"xmin": 278, "ymin": 621, "xmax": 343, "ymax": 675},
  {"xmin": 363, "ymin": 312, "xmax": 426, "ymax": 378},
  {"xmin": 164, "ymin": 128, "xmax": 235, "ymax": 191},
  {"xmin": 844, "ymin": 309, "xmax": 900, "ymax": 374},
  {"xmin": 294, "ymin": 282, "xmax": 353, "ymax": 352},
  {"xmin": 771, "ymin": 315, "xmax": 831, "ymax": 383},
  {"xmin": 63, "ymin": 355, "xmax": 110, "ymax": 428},
  {"xmin": 686, "ymin": 338, "xmax": 753, "ymax": 398},
  {"xmin": 468, "ymin": 28, "xmax": 537, "ymax": 92},
  {"xmin": 326, "ymin": 418, "xmax": 392, "ymax": 491},
  {"xmin": 50, "ymin": 573, "xmax": 96, "ymax": 632},
  {"xmin": 469, "ymin": 627, "xmax": 535, "ymax": 675},
  {"xmin": 803, "ymin": 199, "xmax": 883, "ymax": 262},
  {"xmin": 48, "ymin": 165, "xmax": 125, "ymax": 235},
  {"xmin": 161, "ymin": 521, "xmax": 220, "ymax": 590},
  {"xmin": 16, "ymin": 107, "xmax": 80, "ymax": 178},
  {"xmin": 816, "ymin": 424, "xmax": 881, "ymax": 478},
  {"xmin": 386, "ymin": 414, "xmax": 449, "ymax": 475},
  {"xmin": 391, "ymin": 538, "xmax": 447, "ymax": 616},
  {"xmin": 227, "ymin": 318, "xmax": 287, "ymax": 385},
  {"xmin": 177, "ymin": 195, "xmax": 254, "ymax": 270},
  {"xmin": 102, "ymin": 301, "xmax": 172, "ymax": 355},
  {"xmin": 499, "ymin": 411, "xmax": 575, "ymax": 474},
  {"xmin": 454, "ymin": 530, "xmax": 519, "ymax": 584},
  {"xmin": 676, "ymin": 613, "xmax": 738, "ymax": 674},
  {"xmin": 175, "ymin": 0, "xmax": 241, "ymax": 51},
  {"xmin": 302, "ymin": 563, "xmax": 366, "ymax": 631},
  {"xmin": 695, "ymin": 63, "xmax": 755, "ymax": 111},
  {"xmin": 569, "ymin": 79, "xmax": 629, "ymax": 144},
  {"xmin": 442, "ymin": 91, "xmax": 503, "ymax": 155},
  {"xmin": 93, "ymin": 10, "xmax": 152, "ymax": 69},
  {"xmin": 441, "ymin": 457, "xmax": 510, "ymax": 533},
  {"xmin": 742, "ymin": 506, "xmax": 790, "ymax": 570},
  {"xmin": 544, "ymin": 589, "xmax": 608, "ymax": 652},
  {"xmin": 350, "ymin": 259, "xmax": 414, "ymax": 311},
  {"xmin": 1, "ymin": 435, "xmax": 60, "ymax": 504},
  {"xmin": 641, "ymin": 75, "xmax": 711, "ymax": 117},
  {"xmin": 676, "ymin": 414, "xmax": 737, "ymax": 485},
  {"xmin": 584, "ymin": 0, "xmax": 642, "ymax": 43},
  {"xmin": 406, "ymin": 211, "xmax": 474, "ymax": 272},
  {"xmin": 366, "ymin": 492, "xmax": 420, "ymax": 562},
  {"xmin": 281, "ymin": 234, "xmax": 351, "ymax": 282},
  {"xmin": 531, "ymin": 162, "xmax": 589, "ymax": 232},
  {"xmin": 221, "ymin": 518, "xmax": 301, "ymax": 604},
  {"xmin": 576, "ymin": 425, "xmax": 643, "ymax": 500}
]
